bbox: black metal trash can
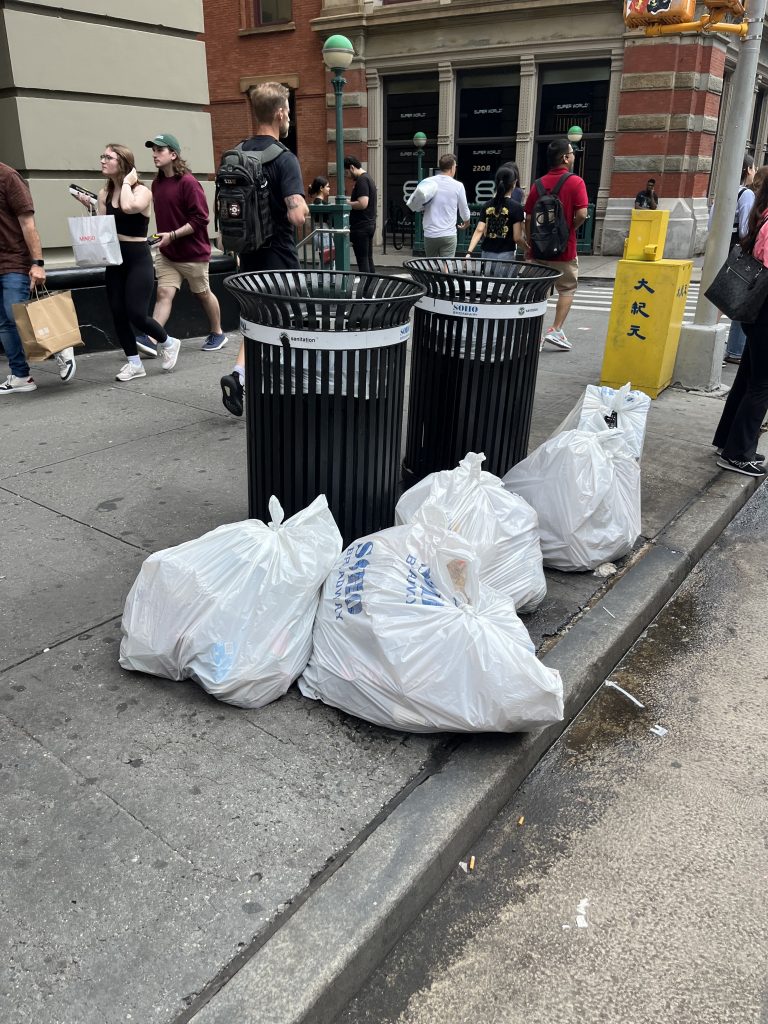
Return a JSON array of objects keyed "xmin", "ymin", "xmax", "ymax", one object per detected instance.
[
  {"xmin": 225, "ymin": 270, "xmax": 425, "ymax": 545},
  {"xmin": 402, "ymin": 258, "xmax": 561, "ymax": 484}
]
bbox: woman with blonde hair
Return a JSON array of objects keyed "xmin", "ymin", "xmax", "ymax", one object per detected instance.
[{"xmin": 77, "ymin": 143, "xmax": 179, "ymax": 381}]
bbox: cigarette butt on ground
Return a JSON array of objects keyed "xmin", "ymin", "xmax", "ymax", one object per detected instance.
[
  {"xmin": 517, "ymin": 816, "xmax": 525, "ymax": 826},
  {"xmin": 468, "ymin": 855, "xmax": 476, "ymax": 871}
]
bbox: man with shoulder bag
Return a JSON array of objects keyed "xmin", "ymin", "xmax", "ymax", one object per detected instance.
[{"xmin": 0, "ymin": 161, "xmax": 75, "ymax": 394}]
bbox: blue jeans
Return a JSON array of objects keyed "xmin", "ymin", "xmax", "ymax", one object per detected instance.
[
  {"xmin": 726, "ymin": 319, "xmax": 746, "ymax": 360},
  {"xmin": 0, "ymin": 272, "xmax": 31, "ymax": 378}
]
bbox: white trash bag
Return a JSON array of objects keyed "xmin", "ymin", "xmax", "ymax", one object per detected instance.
[
  {"xmin": 502, "ymin": 427, "xmax": 641, "ymax": 572},
  {"xmin": 299, "ymin": 514, "xmax": 563, "ymax": 733},
  {"xmin": 555, "ymin": 382, "xmax": 651, "ymax": 460},
  {"xmin": 394, "ymin": 452, "xmax": 546, "ymax": 613},
  {"xmin": 119, "ymin": 495, "xmax": 343, "ymax": 708}
]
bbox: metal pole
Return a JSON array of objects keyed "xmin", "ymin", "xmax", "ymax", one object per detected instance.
[
  {"xmin": 675, "ymin": 1, "xmax": 767, "ymax": 388},
  {"xmin": 331, "ymin": 69, "xmax": 350, "ymax": 272},
  {"xmin": 332, "ymin": 70, "xmax": 346, "ymax": 204},
  {"xmin": 414, "ymin": 148, "xmax": 424, "ymax": 255},
  {"xmin": 696, "ymin": 1, "xmax": 766, "ymax": 325}
]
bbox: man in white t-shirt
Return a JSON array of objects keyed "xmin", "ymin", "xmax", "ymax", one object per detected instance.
[{"xmin": 422, "ymin": 154, "xmax": 471, "ymax": 258}]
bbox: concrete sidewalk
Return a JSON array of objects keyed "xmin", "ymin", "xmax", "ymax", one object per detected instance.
[{"xmin": 0, "ymin": 322, "xmax": 755, "ymax": 1024}]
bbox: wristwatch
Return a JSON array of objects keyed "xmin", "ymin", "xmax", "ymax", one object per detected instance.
[{"xmin": 31, "ymin": 259, "xmax": 44, "ymax": 267}]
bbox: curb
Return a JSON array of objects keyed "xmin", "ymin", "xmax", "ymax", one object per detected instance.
[{"xmin": 187, "ymin": 472, "xmax": 759, "ymax": 1024}]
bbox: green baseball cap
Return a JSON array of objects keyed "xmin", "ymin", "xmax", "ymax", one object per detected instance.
[{"xmin": 145, "ymin": 133, "xmax": 181, "ymax": 153}]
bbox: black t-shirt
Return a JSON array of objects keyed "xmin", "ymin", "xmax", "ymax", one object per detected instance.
[
  {"xmin": 634, "ymin": 190, "xmax": 657, "ymax": 209},
  {"xmin": 240, "ymin": 135, "xmax": 304, "ymax": 270},
  {"xmin": 350, "ymin": 173, "xmax": 377, "ymax": 230},
  {"xmin": 481, "ymin": 198, "xmax": 524, "ymax": 253}
]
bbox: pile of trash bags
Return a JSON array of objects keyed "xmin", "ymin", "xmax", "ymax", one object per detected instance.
[{"xmin": 118, "ymin": 382, "xmax": 648, "ymax": 734}]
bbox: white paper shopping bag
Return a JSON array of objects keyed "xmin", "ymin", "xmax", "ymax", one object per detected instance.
[{"xmin": 68, "ymin": 214, "xmax": 123, "ymax": 268}]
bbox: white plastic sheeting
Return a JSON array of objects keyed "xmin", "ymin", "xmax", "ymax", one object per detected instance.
[
  {"xmin": 394, "ymin": 452, "xmax": 547, "ymax": 613},
  {"xmin": 119, "ymin": 496, "xmax": 343, "ymax": 708},
  {"xmin": 299, "ymin": 514, "xmax": 564, "ymax": 733}
]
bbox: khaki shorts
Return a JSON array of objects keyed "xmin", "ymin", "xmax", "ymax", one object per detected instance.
[
  {"xmin": 531, "ymin": 256, "xmax": 579, "ymax": 293},
  {"xmin": 154, "ymin": 252, "xmax": 211, "ymax": 294}
]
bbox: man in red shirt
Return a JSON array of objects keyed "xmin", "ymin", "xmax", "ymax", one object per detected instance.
[
  {"xmin": 139, "ymin": 133, "xmax": 227, "ymax": 357},
  {"xmin": 524, "ymin": 139, "xmax": 589, "ymax": 352}
]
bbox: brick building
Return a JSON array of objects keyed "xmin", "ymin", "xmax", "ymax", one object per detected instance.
[{"xmin": 201, "ymin": 0, "xmax": 768, "ymax": 257}]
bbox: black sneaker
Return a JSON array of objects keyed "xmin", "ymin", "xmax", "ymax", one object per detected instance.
[
  {"xmin": 220, "ymin": 372, "xmax": 244, "ymax": 417},
  {"xmin": 716, "ymin": 455, "xmax": 766, "ymax": 477},
  {"xmin": 714, "ymin": 447, "xmax": 765, "ymax": 463}
]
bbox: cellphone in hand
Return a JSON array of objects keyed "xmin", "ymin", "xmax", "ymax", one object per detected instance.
[
  {"xmin": 69, "ymin": 183, "xmax": 98, "ymax": 210},
  {"xmin": 148, "ymin": 234, "xmax": 161, "ymax": 246}
]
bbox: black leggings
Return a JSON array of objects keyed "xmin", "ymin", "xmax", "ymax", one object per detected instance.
[{"xmin": 105, "ymin": 242, "xmax": 167, "ymax": 357}]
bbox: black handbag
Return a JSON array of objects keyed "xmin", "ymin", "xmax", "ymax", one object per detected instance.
[{"xmin": 704, "ymin": 243, "xmax": 768, "ymax": 324}]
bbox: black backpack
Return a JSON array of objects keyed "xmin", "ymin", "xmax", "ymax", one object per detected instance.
[
  {"xmin": 529, "ymin": 173, "xmax": 573, "ymax": 260},
  {"xmin": 214, "ymin": 141, "xmax": 286, "ymax": 254}
]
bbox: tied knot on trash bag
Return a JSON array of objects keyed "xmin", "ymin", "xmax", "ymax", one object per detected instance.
[{"xmin": 395, "ymin": 451, "xmax": 546, "ymax": 614}]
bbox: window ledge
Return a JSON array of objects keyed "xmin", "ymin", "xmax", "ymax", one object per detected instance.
[{"xmin": 239, "ymin": 21, "xmax": 296, "ymax": 35}]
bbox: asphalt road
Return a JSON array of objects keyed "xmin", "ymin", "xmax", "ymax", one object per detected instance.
[{"xmin": 337, "ymin": 484, "xmax": 768, "ymax": 1024}]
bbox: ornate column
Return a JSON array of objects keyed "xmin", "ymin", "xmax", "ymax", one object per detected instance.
[
  {"xmin": 437, "ymin": 61, "xmax": 455, "ymax": 157},
  {"xmin": 594, "ymin": 48, "xmax": 624, "ymax": 252},
  {"xmin": 515, "ymin": 55, "xmax": 536, "ymax": 188}
]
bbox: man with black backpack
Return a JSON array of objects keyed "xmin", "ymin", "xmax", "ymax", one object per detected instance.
[
  {"xmin": 218, "ymin": 82, "xmax": 308, "ymax": 416},
  {"xmin": 524, "ymin": 139, "xmax": 589, "ymax": 352}
]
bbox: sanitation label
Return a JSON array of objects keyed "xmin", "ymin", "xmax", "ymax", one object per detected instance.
[
  {"xmin": 416, "ymin": 296, "xmax": 548, "ymax": 320},
  {"xmin": 240, "ymin": 319, "xmax": 409, "ymax": 350}
]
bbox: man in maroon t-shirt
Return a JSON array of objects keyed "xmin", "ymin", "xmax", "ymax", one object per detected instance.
[
  {"xmin": 524, "ymin": 139, "xmax": 589, "ymax": 352},
  {"xmin": 139, "ymin": 133, "xmax": 227, "ymax": 357}
]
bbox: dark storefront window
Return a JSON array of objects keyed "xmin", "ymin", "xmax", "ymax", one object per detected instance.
[
  {"xmin": 534, "ymin": 65, "xmax": 609, "ymax": 204},
  {"xmin": 384, "ymin": 77, "xmax": 439, "ymax": 225},
  {"xmin": 455, "ymin": 71, "xmax": 520, "ymax": 205}
]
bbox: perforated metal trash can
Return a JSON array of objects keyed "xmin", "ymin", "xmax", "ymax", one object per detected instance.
[
  {"xmin": 225, "ymin": 270, "xmax": 425, "ymax": 545},
  {"xmin": 402, "ymin": 258, "xmax": 561, "ymax": 484}
]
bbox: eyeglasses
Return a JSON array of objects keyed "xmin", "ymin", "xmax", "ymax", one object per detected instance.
[{"xmin": 100, "ymin": 154, "xmax": 117, "ymax": 162}]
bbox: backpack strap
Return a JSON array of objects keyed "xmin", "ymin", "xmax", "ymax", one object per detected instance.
[
  {"xmin": 550, "ymin": 172, "xmax": 572, "ymax": 197},
  {"xmin": 534, "ymin": 177, "xmax": 548, "ymax": 197},
  {"xmin": 234, "ymin": 140, "xmax": 288, "ymax": 164}
]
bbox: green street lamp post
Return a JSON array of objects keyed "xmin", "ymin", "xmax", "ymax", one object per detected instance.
[
  {"xmin": 413, "ymin": 130, "xmax": 427, "ymax": 256},
  {"xmin": 322, "ymin": 34, "xmax": 354, "ymax": 271}
]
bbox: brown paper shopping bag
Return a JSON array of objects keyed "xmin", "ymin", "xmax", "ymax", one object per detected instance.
[{"xmin": 12, "ymin": 290, "xmax": 84, "ymax": 363}]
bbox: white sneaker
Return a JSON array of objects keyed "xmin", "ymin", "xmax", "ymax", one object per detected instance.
[
  {"xmin": 0, "ymin": 373, "xmax": 37, "ymax": 394},
  {"xmin": 55, "ymin": 347, "xmax": 76, "ymax": 383},
  {"xmin": 115, "ymin": 362, "xmax": 146, "ymax": 382},
  {"xmin": 159, "ymin": 337, "xmax": 181, "ymax": 371},
  {"xmin": 543, "ymin": 327, "xmax": 572, "ymax": 351}
]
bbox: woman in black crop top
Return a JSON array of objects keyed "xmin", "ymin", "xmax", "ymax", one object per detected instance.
[
  {"xmin": 465, "ymin": 162, "xmax": 525, "ymax": 263},
  {"xmin": 81, "ymin": 144, "xmax": 180, "ymax": 381}
]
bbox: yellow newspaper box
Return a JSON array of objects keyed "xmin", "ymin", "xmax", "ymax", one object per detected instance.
[
  {"xmin": 623, "ymin": 209, "xmax": 669, "ymax": 261},
  {"xmin": 601, "ymin": 258, "xmax": 692, "ymax": 399}
]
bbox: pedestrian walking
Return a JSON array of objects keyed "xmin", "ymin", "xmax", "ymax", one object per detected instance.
[
  {"xmin": 634, "ymin": 178, "xmax": 659, "ymax": 210},
  {"xmin": 524, "ymin": 138, "xmax": 589, "ymax": 352},
  {"xmin": 307, "ymin": 176, "xmax": 334, "ymax": 266},
  {"xmin": 219, "ymin": 82, "xmax": 307, "ymax": 417},
  {"xmin": 464, "ymin": 163, "xmax": 524, "ymax": 262},
  {"xmin": 344, "ymin": 156, "xmax": 377, "ymax": 274},
  {"xmin": 138, "ymin": 133, "xmax": 227, "ymax": 354},
  {"xmin": 81, "ymin": 144, "xmax": 180, "ymax": 382},
  {"xmin": 0, "ymin": 162, "xmax": 76, "ymax": 394},
  {"xmin": 422, "ymin": 154, "xmax": 470, "ymax": 258},
  {"xmin": 713, "ymin": 173, "xmax": 768, "ymax": 478}
]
